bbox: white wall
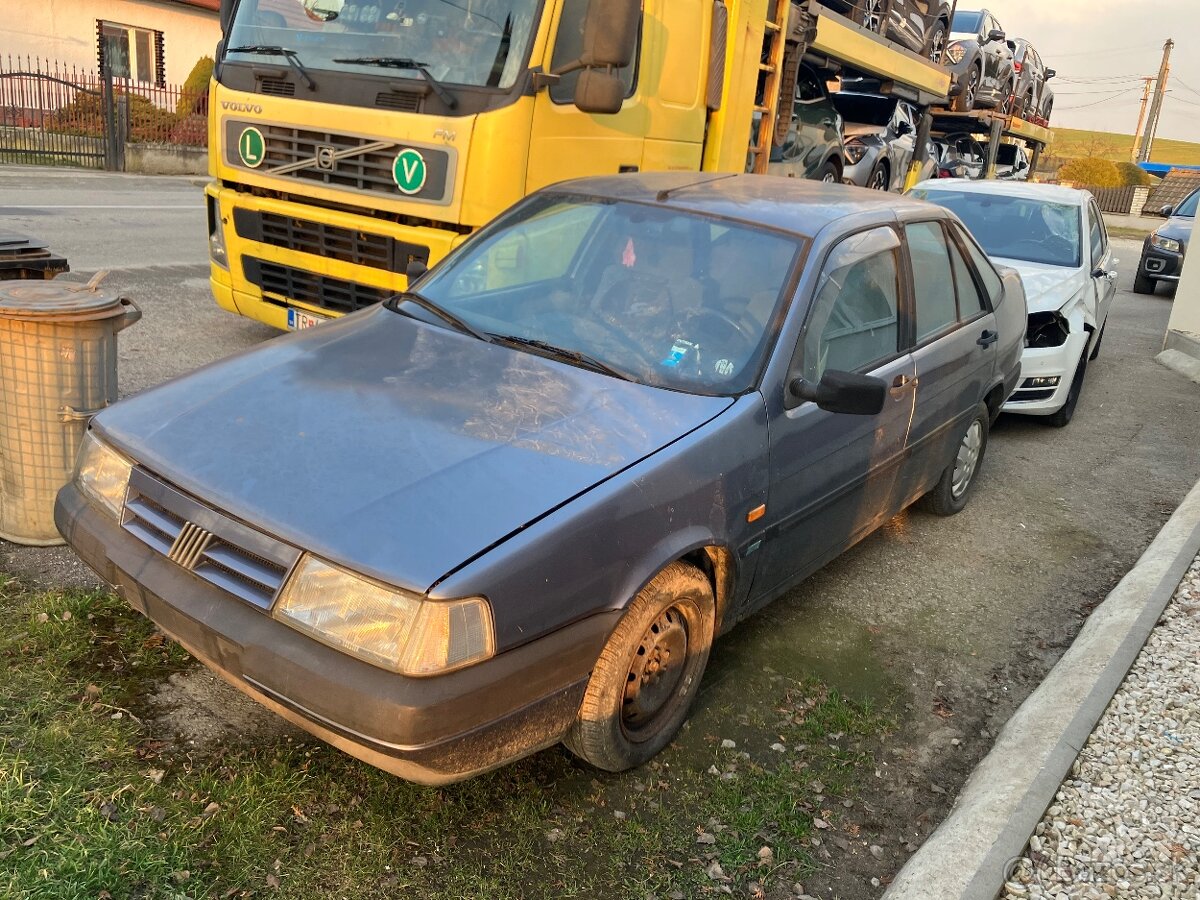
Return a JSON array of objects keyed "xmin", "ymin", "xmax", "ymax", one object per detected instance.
[
  {"xmin": 6, "ymin": 0, "xmax": 220, "ymax": 85},
  {"xmin": 1167, "ymin": 244, "xmax": 1200, "ymax": 348}
]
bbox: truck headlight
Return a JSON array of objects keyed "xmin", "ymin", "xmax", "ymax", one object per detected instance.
[
  {"xmin": 1151, "ymin": 233, "xmax": 1181, "ymax": 253},
  {"xmin": 75, "ymin": 432, "xmax": 133, "ymax": 519},
  {"xmin": 274, "ymin": 555, "xmax": 495, "ymax": 676},
  {"xmin": 946, "ymin": 42, "xmax": 966, "ymax": 65},
  {"xmin": 207, "ymin": 195, "xmax": 229, "ymax": 269}
]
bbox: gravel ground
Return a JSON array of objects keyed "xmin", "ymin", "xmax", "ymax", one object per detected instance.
[{"xmin": 1002, "ymin": 554, "xmax": 1200, "ymax": 900}]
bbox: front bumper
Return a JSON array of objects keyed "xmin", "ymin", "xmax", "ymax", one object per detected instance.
[
  {"xmin": 55, "ymin": 482, "xmax": 618, "ymax": 784},
  {"xmin": 1139, "ymin": 237, "xmax": 1185, "ymax": 283},
  {"xmin": 1002, "ymin": 331, "xmax": 1089, "ymax": 416}
]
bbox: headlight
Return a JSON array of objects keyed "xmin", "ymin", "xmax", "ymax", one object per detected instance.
[
  {"xmin": 207, "ymin": 196, "xmax": 229, "ymax": 269},
  {"xmin": 274, "ymin": 555, "xmax": 495, "ymax": 676},
  {"xmin": 75, "ymin": 431, "xmax": 133, "ymax": 519},
  {"xmin": 946, "ymin": 42, "xmax": 966, "ymax": 65},
  {"xmin": 1151, "ymin": 233, "xmax": 1181, "ymax": 253},
  {"xmin": 845, "ymin": 143, "xmax": 869, "ymax": 165}
]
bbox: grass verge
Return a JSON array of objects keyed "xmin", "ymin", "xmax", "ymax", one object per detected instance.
[{"xmin": 0, "ymin": 575, "xmax": 891, "ymax": 900}]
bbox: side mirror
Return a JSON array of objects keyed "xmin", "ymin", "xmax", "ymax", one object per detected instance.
[
  {"xmin": 788, "ymin": 370, "xmax": 887, "ymax": 416},
  {"xmin": 986, "ymin": 29, "xmax": 1006, "ymax": 44},
  {"xmin": 896, "ymin": 120, "xmax": 914, "ymax": 136},
  {"xmin": 1161, "ymin": 204, "xmax": 1175, "ymax": 217},
  {"xmin": 406, "ymin": 259, "xmax": 429, "ymax": 284},
  {"xmin": 220, "ymin": 0, "xmax": 236, "ymax": 34},
  {"xmin": 575, "ymin": 68, "xmax": 626, "ymax": 114},
  {"xmin": 580, "ymin": 0, "xmax": 640, "ymax": 69},
  {"xmin": 1045, "ymin": 68, "xmax": 1057, "ymax": 80}
]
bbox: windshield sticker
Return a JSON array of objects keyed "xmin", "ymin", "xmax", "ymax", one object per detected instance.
[
  {"xmin": 622, "ymin": 238, "xmax": 637, "ymax": 268},
  {"xmin": 714, "ymin": 359, "xmax": 735, "ymax": 377},
  {"xmin": 662, "ymin": 339, "xmax": 697, "ymax": 368}
]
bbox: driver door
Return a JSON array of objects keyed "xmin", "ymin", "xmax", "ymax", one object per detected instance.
[{"xmin": 1087, "ymin": 199, "xmax": 1118, "ymax": 334}]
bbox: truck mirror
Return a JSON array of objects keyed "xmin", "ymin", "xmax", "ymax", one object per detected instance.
[
  {"xmin": 220, "ymin": 0, "xmax": 236, "ymax": 34},
  {"xmin": 575, "ymin": 69, "xmax": 626, "ymax": 115},
  {"xmin": 580, "ymin": 0, "xmax": 641, "ymax": 69}
]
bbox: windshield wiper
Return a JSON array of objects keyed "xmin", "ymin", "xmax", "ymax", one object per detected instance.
[
  {"xmin": 388, "ymin": 291, "xmax": 491, "ymax": 342},
  {"xmin": 331, "ymin": 57, "xmax": 457, "ymax": 109},
  {"xmin": 490, "ymin": 335, "xmax": 635, "ymax": 383},
  {"xmin": 227, "ymin": 45, "xmax": 316, "ymax": 91}
]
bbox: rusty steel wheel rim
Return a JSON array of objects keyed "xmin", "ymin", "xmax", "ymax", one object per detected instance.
[{"xmin": 621, "ymin": 606, "xmax": 690, "ymax": 741}]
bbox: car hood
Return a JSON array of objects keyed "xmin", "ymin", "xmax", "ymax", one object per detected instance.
[
  {"xmin": 95, "ymin": 307, "xmax": 733, "ymax": 593},
  {"xmin": 1157, "ymin": 216, "xmax": 1193, "ymax": 248},
  {"xmin": 993, "ymin": 258, "xmax": 1086, "ymax": 313},
  {"xmin": 844, "ymin": 124, "xmax": 887, "ymax": 139}
]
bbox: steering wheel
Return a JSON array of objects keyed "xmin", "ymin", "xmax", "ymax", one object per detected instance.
[{"xmin": 685, "ymin": 308, "xmax": 756, "ymax": 347}]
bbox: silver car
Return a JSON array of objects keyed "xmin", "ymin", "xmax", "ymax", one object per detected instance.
[{"xmin": 834, "ymin": 92, "xmax": 934, "ymax": 192}]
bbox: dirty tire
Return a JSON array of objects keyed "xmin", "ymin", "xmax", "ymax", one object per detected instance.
[
  {"xmin": 1133, "ymin": 271, "xmax": 1157, "ymax": 295},
  {"xmin": 921, "ymin": 402, "xmax": 990, "ymax": 517},
  {"xmin": 1089, "ymin": 323, "xmax": 1105, "ymax": 361},
  {"xmin": 952, "ymin": 66, "xmax": 981, "ymax": 112},
  {"xmin": 1048, "ymin": 347, "xmax": 1088, "ymax": 428},
  {"xmin": 818, "ymin": 159, "xmax": 841, "ymax": 184},
  {"xmin": 565, "ymin": 562, "xmax": 715, "ymax": 772}
]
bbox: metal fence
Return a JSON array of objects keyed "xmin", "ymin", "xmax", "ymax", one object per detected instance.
[{"xmin": 0, "ymin": 55, "xmax": 207, "ymax": 170}]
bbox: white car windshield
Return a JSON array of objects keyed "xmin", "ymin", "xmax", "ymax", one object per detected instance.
[
  {"xmin": 411, "ymin": 195, "xmax": 805, "ymax": 396},
  {"xmin": 911, "ymin": 189, "xmax": 1082, "ymax": 268}
]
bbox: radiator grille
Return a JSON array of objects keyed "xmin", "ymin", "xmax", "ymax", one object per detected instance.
[
  {"xmin": 243, "ymin": 257, "xmax": 393, "ymax": 314},
  {"xmin": 233, "ymin": 209, "xmax": 430, "ymax": 273},
  {"xmin": 262, "ymin": 125, "xmax": 399, "ymax": 192}
]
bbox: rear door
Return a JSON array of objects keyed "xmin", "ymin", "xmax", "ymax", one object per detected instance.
[
  {"xmin": 758, "ymin": 226, "xmax": 916, "ymax": 595},
  {"xmin": 904, "ymin": 219, "xmax": 998, "ymax": 497}
]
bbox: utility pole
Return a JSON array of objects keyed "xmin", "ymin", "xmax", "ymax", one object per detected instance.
[
  {"xmin": 1131, "ymin": 77, "xmax": 1154, "ymax": 162},
  {"xmin": 1138, "ymin": 39, "xmax": 1173, "ymax": 163}
]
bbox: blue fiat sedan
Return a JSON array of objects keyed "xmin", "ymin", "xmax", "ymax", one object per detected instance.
[{"xmin": 57, "ymin": 174, "xmax": 1025, "ymax": 783}]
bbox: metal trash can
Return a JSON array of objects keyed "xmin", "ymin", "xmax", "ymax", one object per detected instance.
[
  {"xmin": 0, "ymin": 277, "xmax": 140, "ymax": 545},
  {"xmin": 0, "ymin": 232, "xmax": 70, "ymax": 281}
]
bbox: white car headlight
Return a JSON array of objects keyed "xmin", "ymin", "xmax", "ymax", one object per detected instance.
[
  {"xmin": 75, "ymin": 431, "xmax": 133, "ymax": 519},
  {"xmin": 274, "ymin": 555, "xmax": 495, "ymax": 676},
  {"xmin": 1151, "ymin": 233, "xmax": 1181, "ymax": 253}
]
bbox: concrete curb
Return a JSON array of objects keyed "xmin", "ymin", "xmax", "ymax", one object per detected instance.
[
  {"xmin": 1156, "ymin": 349, "xmax": 1200, "ymax": 385},
  {"xmin": 882, "ymin": 476, "xmax": 1200, "ymax": 900}
]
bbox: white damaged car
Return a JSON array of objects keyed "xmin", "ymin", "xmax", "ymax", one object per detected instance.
[{"xmin": 909, "ymin": 181, "xmax": 1117, "ymax": 426}]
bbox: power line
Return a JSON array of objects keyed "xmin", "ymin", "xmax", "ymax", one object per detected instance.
[
  {"xmin": 1041, "ymin": 43, "xmax": 1164, "ymax": 59},
  {"xmin": 1057, "ymin": 87, "xmax": 1142, "ymax": 109},
  {"xmin": 1173, "ymin": 78, "xmax": 1200, "ymax": 98}
]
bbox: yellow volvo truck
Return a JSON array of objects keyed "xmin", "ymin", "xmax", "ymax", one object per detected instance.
[{"xmin": 208, "ymin": 0, "xmax": 951, "ymax": 330}]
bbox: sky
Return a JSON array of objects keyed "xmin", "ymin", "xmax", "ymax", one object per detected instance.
[{"xmin": 977, "ymin": 0, "xmax": 1200, "ymax": 145}]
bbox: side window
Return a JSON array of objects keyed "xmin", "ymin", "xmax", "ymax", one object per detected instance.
[
  {"xmin": 1088, "ymin": 202, "xmax": 1107, "ymax": 265},
  {"xmin": 550, "ymin": 0, "xmax": 640, "ymax": 104},
  {"xmin": 906, "ymin": 221, "xmax": 959, "ymax": 342},
  {"xmin": 802, "ymin": 228, "xmax": 901, "ymax": 382},
  {"xmin": 948, "ymin": 234, "xmax": 987, "ymax": 315},
  {"xmin": 955, "ymin": 224, "xmax": 1004, "ymax": 306},
  {"xmin": 796, "ymin": 66, "xmax": 824, "ymax": 103}
]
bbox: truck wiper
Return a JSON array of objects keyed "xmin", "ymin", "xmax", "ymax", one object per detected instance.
[
  {"xmin": 331, "ymin": 57, "xmax": 458, "ymax": 109},
  {"xmin": 387, "ymin": 291, "xmax": 491, "ymax": 343},
  {"xmin": 227, "ymin": 45, "xmax": 316, "ymax": 91},
  {"xmin": 490, "ymin": 335, "xmax": 635, "ymax": 383}
]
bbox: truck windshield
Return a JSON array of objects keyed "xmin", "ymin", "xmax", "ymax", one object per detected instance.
[
  {"xmin": 226, "ymin": 0, "xmax": 540, "ymax": 89},
  {"xmin": 413, "ymin": 195, "xmax": 805, "ymax": 396}
]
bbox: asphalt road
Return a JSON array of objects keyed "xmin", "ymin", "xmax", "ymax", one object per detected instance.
[{"xmin": 3, "ymin": 168, "xmax": 1198, "ymax": 898}]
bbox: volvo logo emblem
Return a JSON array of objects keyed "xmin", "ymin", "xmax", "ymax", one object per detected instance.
[
  {"xmin": 315, "ymin": 145, "xmax": 336, "ymax": 170},
  {"xmin": 221, "ymin": 101, "xmax": 264, "ymax": 114}
]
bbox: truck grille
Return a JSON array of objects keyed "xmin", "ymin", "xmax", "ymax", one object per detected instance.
[
  {"xmin": 242, "ymin": 256, "xmax": 394, "ymax": 314},
  {"xmin": 232, "ymin": 209, "xmax": 429, "ymax": 274},
  {"xmin": 262, "ymin": 125, "xmax": 400, "ymax": 192},
  {"xmin": 121, "ymin": 468, "xmax": 300, "ymax": 610}
]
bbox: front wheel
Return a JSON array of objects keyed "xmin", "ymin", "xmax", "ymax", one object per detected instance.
[
  {"xmin": 952, "ymin": 67, "xmax": 981, "ymax": 112},
  {"xmin": 1048, "ymin": 347, "xmax": 1088, "ymax": 428},
  {"xmin": 817, "ymin": 158, "xmax": 841, "ymax": 184},
  {"xmin": 925, "ymin": 21, "xmax": 948, "ymax": 63},
  {"xmin": 920, "ymin": 402, "xmax": 990, "ymax": 516},
  {"xmin": 867, "ymin": 161, "xmax": 890, "ymax": 191},
  {"xmin": 564, "ymin": 562, "xmax": 715, "ymax": 772}
]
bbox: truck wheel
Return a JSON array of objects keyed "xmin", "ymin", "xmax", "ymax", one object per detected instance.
[
  {"xmin": 1048, "ymin": 347, "xmax": 1088, "ymax": 428},
  {"xmin": 952, "ymin": 67, "xmax": 980, "ymax": 112},
  {"xmin": 920, "ymin": 402, "xmax": 989, "ymax": 516},
  {"xmin": 1133, "ymin": 271, "xmax": 1157, "ymax": 294},
  {"xmin": 564, "ymin": 562, "xmax": 715, "ymax": 772}
]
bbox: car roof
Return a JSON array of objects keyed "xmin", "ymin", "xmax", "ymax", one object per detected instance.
[
  {"xmin": 547, "ymin": 173, "xmax": 938, "ymax": 239},
  {"xmin": 910, "ymin": 179, "xmax": 1091, "ymax": 207}
]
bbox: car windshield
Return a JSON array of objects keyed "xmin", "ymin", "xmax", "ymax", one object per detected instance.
[
  {"xmin": 831, "ymin": 92, "xmax": 895, "ymax": 127},
  {"xmin": 412, "ymin": 195, "xmax": 805, "ymax": 396},
  {"xmin": 911, "ymin": 189, "xmax": 1082, "ymax": 268},
  {"xmin": 226, "ymin": 0, "xmax": 539, "ymax": 88},
  {"xmin": 1175, "ymin": 191, "xmax": 1199, "ymax": 217},
  {"xmin": 951, "ymin": 11, "xmax": 983, "ymax": 33},
  {"xmin": 993, "ymin": 145, "xmax": 1019, "ymax": 165}
]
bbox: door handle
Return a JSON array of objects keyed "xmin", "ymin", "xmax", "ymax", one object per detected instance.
[
  {"xmin": 977, "ymin": 329, "xmax": 999, "ymax": 348},
  {"xmin": 890, "ymin": 374, "xmax": 918, "ymax": 394}
]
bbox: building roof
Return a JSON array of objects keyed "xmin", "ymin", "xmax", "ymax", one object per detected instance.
[{"xmin": 1147, "ymin": 169, "xmax": 1200, "ymax": 215}]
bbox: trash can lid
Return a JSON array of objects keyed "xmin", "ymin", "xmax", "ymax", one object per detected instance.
[{"xmin": 0, "ymin": 280, "xmax": 126, "ymax": 321}]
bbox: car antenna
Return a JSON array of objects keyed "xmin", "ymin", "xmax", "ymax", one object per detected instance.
[{"xmin": 655, "ymin": 174, "xmax": 740, "ymax": 203}]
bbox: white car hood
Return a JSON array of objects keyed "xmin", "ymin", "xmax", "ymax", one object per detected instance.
[{"xmin": 994, "ymin": 258, "xmax": 1087, "ymax": 314}]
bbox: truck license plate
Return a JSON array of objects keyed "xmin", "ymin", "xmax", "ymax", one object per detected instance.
[{"xmin": 287, "ymin": 308, "xmax": 329, "ymax": 330}]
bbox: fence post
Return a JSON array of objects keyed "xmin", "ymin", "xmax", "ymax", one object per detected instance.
[{"xmin": 101, "ymin": 66, "xmax": 125, "ymax": 171}]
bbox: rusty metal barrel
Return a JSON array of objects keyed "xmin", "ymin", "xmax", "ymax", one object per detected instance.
[{"xmin": 0, "ymin": 276, "xmax": 140, "ymax": 545}]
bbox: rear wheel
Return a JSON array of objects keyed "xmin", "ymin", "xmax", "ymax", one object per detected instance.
[
  {"xmin": 920, "ymin": 402, "xmax": 990, "ymax": 516},
  {"xmin": 1041, "ymin": 98, "xmax": 1054, "ymax": 122},
  {"xmin": 565, "ymin": 562, "xmax": 715, "ymax": 772},
  {"xmin": 952, "ymin": 67, "xmax": 981, "ymax": 112},
  {"xmin": 1022, "ymin": 91, "xmax": 1036, "ymax": 119},
  {"xmin": 1048, "ymin": 347, "xmax": 1088, "ymax": 428},
  {"xmin": 860, "ymin": 0, "xmax": 887, "ymax": 35},
  {"xmin": 1133, "ymin": 270, "xmax": 1157, "ymax": 294}
]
